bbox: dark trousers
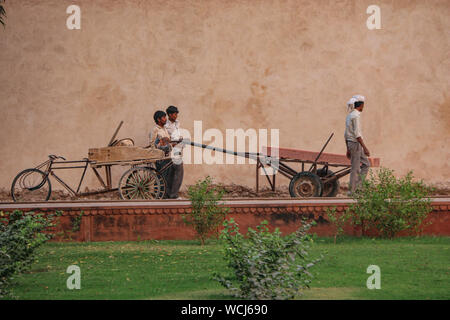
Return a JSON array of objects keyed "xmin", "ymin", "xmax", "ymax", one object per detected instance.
[
  {"xmin": 156, "ymin": 160, "xmax": 184, "ymax": 199},
  {"xmin": 156, "ymin": 159, "xmax": 172, "ymax": 199},
  {"xmin": 167, "ymin": 163, "xmax": 184, "ymax": 199}
]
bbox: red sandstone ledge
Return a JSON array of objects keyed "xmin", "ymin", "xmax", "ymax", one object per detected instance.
[{"xmin": 0, "ymin": 198, "xmax": 449, "ymax": 241}]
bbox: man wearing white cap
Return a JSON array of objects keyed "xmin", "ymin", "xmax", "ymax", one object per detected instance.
[
  {"xmin": 164, "ymin": 105, "xmax": 184, "ymax": 199},
  {"xmin": 344, "ymin": 95, "xmax": 371, "ymax": 195}
]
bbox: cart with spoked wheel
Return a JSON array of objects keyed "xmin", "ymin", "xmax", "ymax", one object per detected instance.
[
  {"xmin": 182, "ymin": 132, "xmax": 380, "ymax": 198},
  {"xmin": 10, "ymin": 121, "xmax": 173, "ymax": 202}
]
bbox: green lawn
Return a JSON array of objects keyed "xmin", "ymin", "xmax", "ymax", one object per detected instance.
[{"xmin": 5, "ymin": 237, "xmax": 450, "ymax": 300}]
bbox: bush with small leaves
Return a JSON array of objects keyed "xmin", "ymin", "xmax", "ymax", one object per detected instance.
[
  {"xmin": 0, "ymin": 210, "xmax": 60, "ymax": 297},
  {"xmin": 326, "ymin": 207, "xmax": 351, "ymax": 244},
  {"xmin": 214, "ymin": 218, "xmax": 321, "ymax": 300},
  {"xmin": 184, "ymin": 176, "xmax": 229, "ymax": 245},
  {"xmin": 349, "ymin": 168, "xmax": 433, "ymax": 238}
]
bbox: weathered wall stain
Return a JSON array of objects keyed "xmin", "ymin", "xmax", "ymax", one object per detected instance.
[
  {"xmin": 0, "ymin": 0, "xmax": 449, "ymax": 192},
  {"xmin": 269, "ymin": 211, "xmax": 325, "ymax": 225}
]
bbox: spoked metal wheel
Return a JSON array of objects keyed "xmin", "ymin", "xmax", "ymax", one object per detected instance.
[
  {"xmin": 317, "ymin": 167, "xmax": 340, "ymax": 197},
  {"xmin": 289, "ymin": 171, "xmax": 323, "ymax": 198},
  {"xmin": 11, "ymin": 168, "xmax": 52, "ymax": 202},
  {"xmin": 118, "ymin": 167, "xmax": 166, "ymax": 200}
]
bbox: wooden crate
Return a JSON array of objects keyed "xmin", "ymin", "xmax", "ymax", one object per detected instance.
[{"xmin": 88, "ymin": 146, "xmax": 165, "ymax": 164}]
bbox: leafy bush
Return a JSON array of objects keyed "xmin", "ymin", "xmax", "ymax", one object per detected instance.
[
  {"xmin": 349, "ymin": 168, "xmax": 433, "ymax": 238},
  {"xmin": 184, "ymin": 176, "xmax": 229, "ymax": 245},
  {"xmin": 59, "ymin": 211, "xmax": 83, "ymax": 241},
  {"xmin": 0, "ymin": 210, "xmax": 60, "ymax": 297},
  {"xmin": 214, "ymin": 218, "xmax": 321, "ymax": 300},
  {"xmin": 326, "ymin": 207, "xmax": 351, "ymax": 244}
]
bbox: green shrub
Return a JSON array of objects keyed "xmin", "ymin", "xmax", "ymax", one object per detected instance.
[
  {"xmin": 349, "ymin": 168, "xmax": 433, "ymax": 238},
  {"xmin": 214, "ymin": 218, "xmax": 321, "ymax": 300},
  {"xmin": 326, "ymin": 207, "xmax": 351, "ymax": 244},
  {"xmin": 59, "ymin": 211, "xmax": 83, "ymax": 241},
  {"xmin": 183, "ymin": 176, "xmax": 229, "ymax": 245},
  {"xmin": 0, "ymin": 210, "xmax": 60, "ymax": 297}
]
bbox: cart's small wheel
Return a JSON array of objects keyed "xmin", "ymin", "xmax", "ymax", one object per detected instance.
[
  {"xmin": 11, "ymin": 168, "xmax": 52, "ymax": 202},
  {"xmin": 289, "ymin": 171, "xmax": 323, "ymax": 198},
  {"xmin": 317, "ymin": 167, "xmax": 340, "ymax": 197},
  {"xmin": 118, "ymin": 167, "xmax": 166, "ymax": 200}
]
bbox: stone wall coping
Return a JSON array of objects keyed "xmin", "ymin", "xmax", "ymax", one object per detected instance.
[{"xmin": 0, "ymin": 198, "xmax": 448, "ymax": 215}]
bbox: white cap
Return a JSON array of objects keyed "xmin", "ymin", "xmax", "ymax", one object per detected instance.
[
  {"xmin": 347, "ymin": 97, "xmax": 357, "ymax": 107},
  {"xmin": 352, "ymin": 95, "xmax": 365, "ymax": 102},
  {"xmin": 347, "ymin": 97, "xmax": 357, "ymax": 112}
]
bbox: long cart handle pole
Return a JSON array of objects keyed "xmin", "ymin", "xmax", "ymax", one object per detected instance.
[
  {"xmin": 314, "ymin": 133, "xmax": 334, "ymax": 163},
  {"xmin": 309, "ymin": 132, "xmax": 334, "ymax": 172},
  {"xmin": 181, "ymin": 139, "xmax": 263, "ymax": 162}
]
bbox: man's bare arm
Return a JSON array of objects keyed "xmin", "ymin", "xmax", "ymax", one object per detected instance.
[
  {"xmin": 346, "ymin": 139, "xmax": 351, "ymax": 159},
  {"xmin": 356, "ymin": 137, "xmax": 370, "ymax": 157}
]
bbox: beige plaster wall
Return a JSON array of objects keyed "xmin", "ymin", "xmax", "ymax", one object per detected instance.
[{"xmin": 0, "ymin": 0, "xmax": 449, "ymax": 192}]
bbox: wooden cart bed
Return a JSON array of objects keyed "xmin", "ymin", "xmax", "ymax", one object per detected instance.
[{"xmin": 262, "ymin": 146, "xmax": 380, "ymax": 167}]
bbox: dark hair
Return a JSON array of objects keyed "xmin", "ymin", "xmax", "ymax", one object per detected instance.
[
  {"xmin": 354, "ymin": 101, "xmax": 364, "ymax": 109},
  {"xmin": 153, "ymin": 110, "xmax": 166, "ymax": 124},
  {"xmin": 166, "ymin": 105, "xmax": 179, "ymax": 115}
]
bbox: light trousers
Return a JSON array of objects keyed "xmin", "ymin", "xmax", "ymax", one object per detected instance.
[{"xmin": 347, "ymin": 141, "xmax": 370, "ymax": 192}]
